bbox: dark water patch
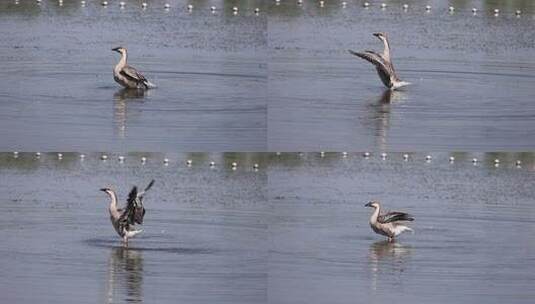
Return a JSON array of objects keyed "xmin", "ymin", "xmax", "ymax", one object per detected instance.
[{"xmin": 85, "ymin": 238, "xmax": 215, "ymax": 255}]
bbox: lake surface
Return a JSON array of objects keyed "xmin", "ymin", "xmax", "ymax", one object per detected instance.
[
  {"xmin": 1, "ymin": 152, "xmax": 535, "ymax": 303},
  {"xmin": 1, "ymin": 1, "xmax": 534, "ymax": 151},
  {"xmin": 0, "ymin": 0, "xmax": 267, "ymax": 151},
  {"xmin": 268, "ymin": 0, "xmax": 535, "ymax": 151}
]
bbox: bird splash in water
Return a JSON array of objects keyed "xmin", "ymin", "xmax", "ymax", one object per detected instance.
[
  {"xmin": 365, "ymin": 200, "xmax": 414, "ymax": 242},
  {"xmin": 112, "ymin": 47, "xmax": 156, "ymax": 89},
  {"xmin": 348, "ymin": 32, "xmax": 410, "ymax": 90},
  {"xmin": 100, "ymin": 180, "xmax": 155, "ymax": 246}
]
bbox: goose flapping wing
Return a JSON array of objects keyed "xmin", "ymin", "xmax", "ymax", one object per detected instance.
[
  {"xmin": 348, "ymin": 49, "xmax": 396, "ymax": 87},
  {"xmin": 118, "ymin": 186, "xmax": 140, "ymax": 226},
  {"xmin": 378, "ymin": 211, "xmax": 414, "ymax": 224},
  {"xmin": 137, "ymin": 179, "xmax": 155, "ymax": 200}
]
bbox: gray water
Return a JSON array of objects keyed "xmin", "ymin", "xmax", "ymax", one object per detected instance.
[
  {"xmin": 0, "ymin": 0, "xmax": 267, "ymax": 151},
  {"xmin": 268, "ymin": 0, "xmax": 535, "ymax": 151},
  {"xmin": 1, "ymin": 152, "xmax": 535, "ymax": 303},
  {"xmin": 1, "ymin": 1, "xmax": 535, "ymax": 151}
]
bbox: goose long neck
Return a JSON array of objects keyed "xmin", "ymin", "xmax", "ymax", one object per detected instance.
[
  {"xmin": 369, "ymin": 206, "xmax": 381, "ymax": 224},
  {"xmin": 382, "ymin": 37, "xmax": 391, "ymax": 62},
  {"xmin": 116, "ymin": 51, "xmax": 127, "ymax": 70},
  {"xmin": 108, "ymin": 191, "xmax": 119, "ymax": 214}
]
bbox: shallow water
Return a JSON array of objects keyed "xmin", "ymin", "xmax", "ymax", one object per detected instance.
[
  {"xmin": 0, "ymin": 0, "xmax": 267, "ymax": 151},
  {"xmin": 1, "ymin": 1, "xmax": 535, "ymax": 151},
  {"xmin": 1, "ymin": 152, "xmax": 535, "ymax": 303},
  {"xmin": 0, "ymin": 152, "xmax": 268, "ymax": 303},
  {"xmin": 268, "ymin": 0, "xmax": 535, "ymax": 151}
]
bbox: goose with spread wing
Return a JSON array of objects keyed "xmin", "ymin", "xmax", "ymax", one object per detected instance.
[
  {"xmin": 112, "ymin": 47, "xmax": 156, "ymax": 90},
  {"xmin": 348, "ymin": 32, "xmax": 410, "ymax": 90},
  {"xmin": 365, "ymin": 200, "xmax": 414, "ymax": 242},
  {"xmin": 100, "ymin": 179, "xmax": 155, "ymax": 246}
]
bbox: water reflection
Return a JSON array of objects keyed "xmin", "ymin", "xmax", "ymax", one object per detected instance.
[
  {"xmin": 106, "ymin": 247, "xmax": 144, "ymax": 304},
  {"xmin": 368, "ymin": 240, "xmax": 412, "ymax": 291},
  {"xmin": 113, "ymin": 89, "xmax": 146, "ymax": 138},
  {"xmin": 367, "ymin": 90, "xmax": 407, "ymax": 150}
]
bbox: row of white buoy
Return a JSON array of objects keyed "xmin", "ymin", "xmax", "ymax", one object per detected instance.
[
  {"xmin": 28, "ymin": 0, "xmax": 261, "ymax": 14},
  {"xmin": 289, "ymin": 151, "xmax": 524, "ymax": 167},
  {"xmin": 9, "ymin": 151, "xmax": 525, "ymax": 168},
  {"xmin": 11, "ymin": 152, "xmax": 261, "ymax": 169},
  {"xmin": 25, "ymin": 0, "xmax": 526, "ymax": 17}
]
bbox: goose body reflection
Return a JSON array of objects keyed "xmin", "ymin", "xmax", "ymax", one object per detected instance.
[
  {"xmin": 365, "ymin": 200, "xmax": 414, "ymax": 242},
  {"xmin": 349, "ymin": 32, "xmax": 410, "ymax": 90},
  {"xmin": 114, "ymin": 88, "xmax": 147, "ymax": 138},
  {"xmin": 100, "ymin": 180, "xmax": 155, "ymax": 246},
  {"xmin": 369, "ymin": 240, "xmax": 412, "ymax": 290},
  {"xmin": 106, "ymin": 247, "xmax": 144, "ymax": 304}
]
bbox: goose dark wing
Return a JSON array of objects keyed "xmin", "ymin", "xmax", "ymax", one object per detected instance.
[
  {"xmin": 118, "ymin": 186, "xmax": 138, "ymax": 225},
  {"xmin": 120, "ymin": 65, "xmax": 148, "ymax": 84},
  {"xmin": 138, "ymin": 179, "xmax": 155, "ymax": 199},
  {"xmin": 348, "ymin": 50, "xmax": 394, "ymax": 87},
  {"xmin": 378, "ymin": 211, "xmax": 414, "ymax": 224}
]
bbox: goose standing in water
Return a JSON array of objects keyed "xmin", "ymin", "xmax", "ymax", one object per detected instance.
[
  {"xmin": 100, "ymin": 180, "xmax": 155, "ymax": 246},
  {"xmin": 112, "ymin": 47, "xmax": 156, "ymax": 89},
  {"xmin": 365, "ymin": 200, "xmax": 414, "ymax": 242},
  {"xmin": 348, "ymin": 32, "xmax": 410, "ymax": 90}
]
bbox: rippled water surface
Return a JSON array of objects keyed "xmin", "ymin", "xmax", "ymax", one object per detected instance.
[
  {"xmin": 0, "ymin": 0, "xmax": 267, "ymax": 151},
  {"xmin": 1, "ymin": 152, "xmax": 535, "ymax": 303},
  {"xmin": 268, "ymin": 0, "xmax": 535, "ymax": 151},
  {"xmin": 2, "ymin": 1, "xmax": 535, "ymax": 151}
]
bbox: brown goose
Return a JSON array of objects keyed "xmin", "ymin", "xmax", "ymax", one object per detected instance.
[
  {"xmin": 365, "ymin": 200, "xmax": 414, "ymax": 242},
  {"xmin": 348, "ymin": 32, "xmax": 410, "ymax": 90},
  {"xmin": 112, "ymin": 47, "xmax": 156, "ymax": 89},
  {"xmin": 100, "ymin": 180, "xmax": 155, "ymax": 246}
]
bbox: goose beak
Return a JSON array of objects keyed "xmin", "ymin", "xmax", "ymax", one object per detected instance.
[
  {"xmin": 372, "ymin": 33, "xmax": 382, "ymax": 39},
  {"xmin": 365, "ymin": 202, "xmax": 373, "ymax": 207},
  {"xmin": 111, "ymin": 47, "xmax": 120, "ymax": 52},
  {"xmin": 100, "ymin": 188, "xmax": 108, "ymax": 192}
]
